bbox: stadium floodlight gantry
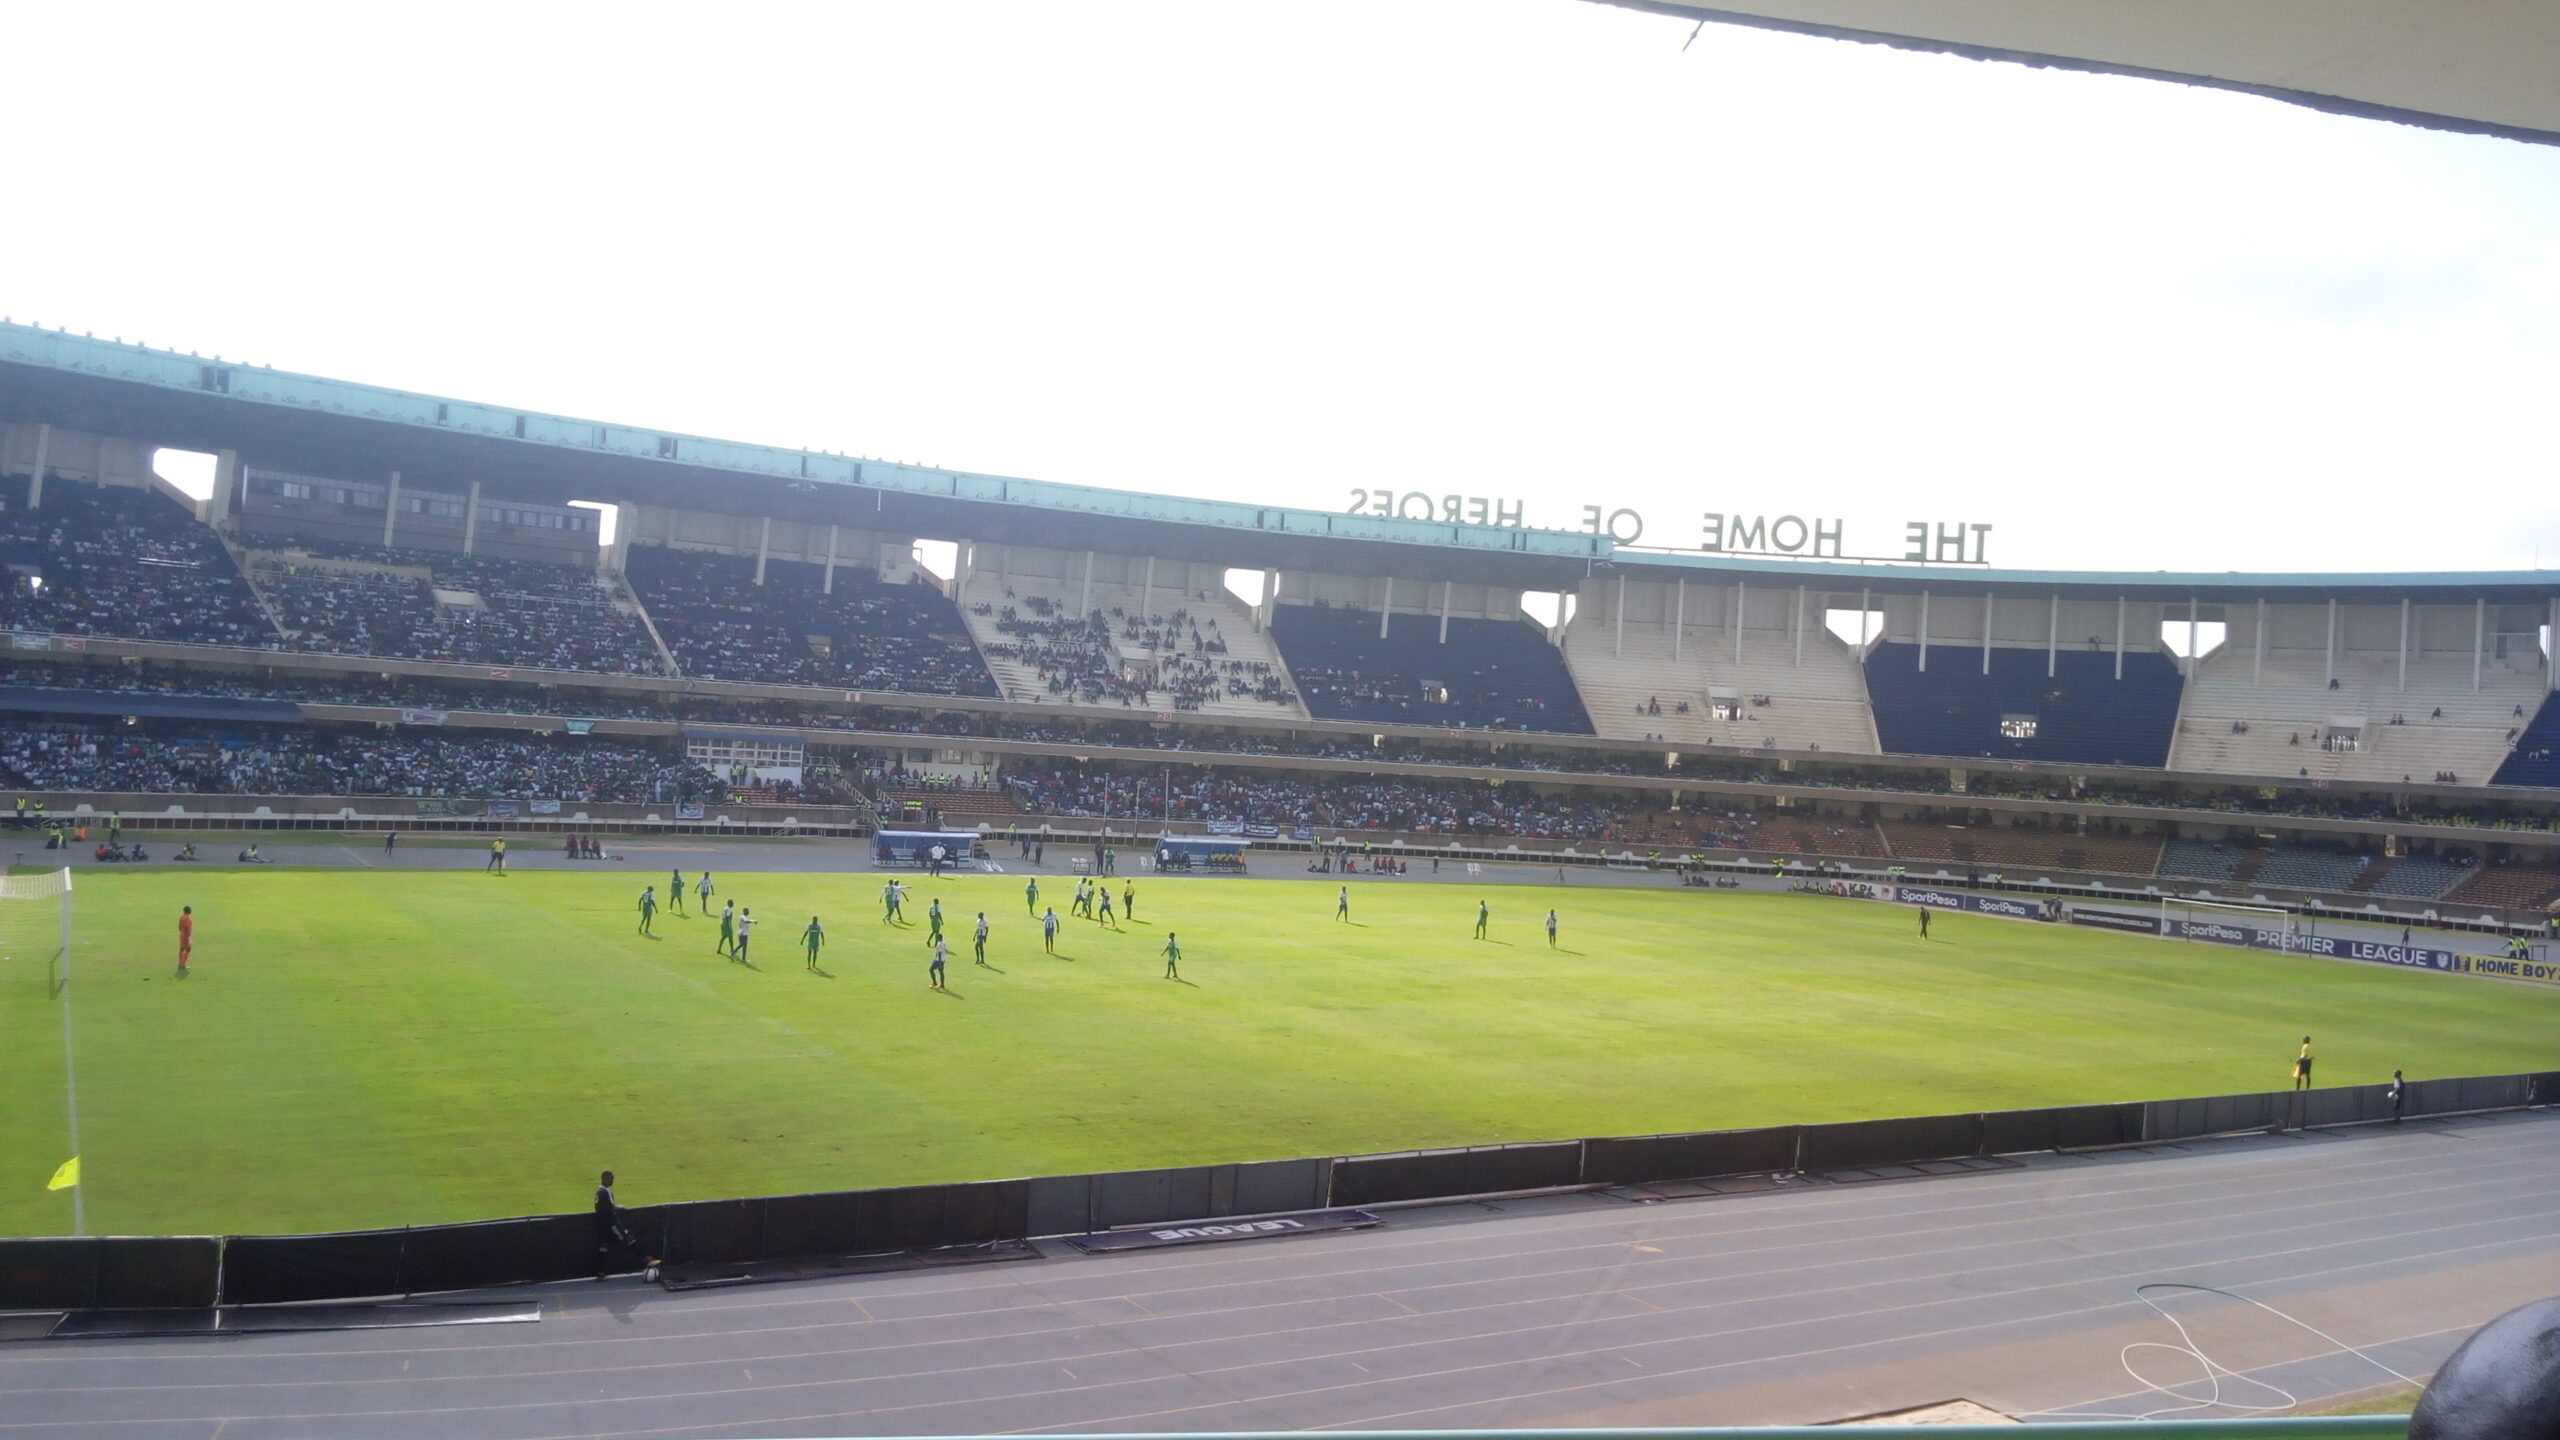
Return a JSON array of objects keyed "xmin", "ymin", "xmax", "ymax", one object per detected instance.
[{"xmin": 5, "ymin": 321, "xmax": 2560, "ymax": 902}]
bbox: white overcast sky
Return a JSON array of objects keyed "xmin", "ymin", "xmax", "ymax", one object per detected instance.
[{"xmin": 5, "ymin": 1, "xmax": 2556, "ymax": 574}]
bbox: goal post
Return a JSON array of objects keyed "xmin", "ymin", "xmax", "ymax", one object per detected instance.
[
  {"xmin": 1, "ymin": 867, "xmax": 78, "ymax": 1233},
  {"xmin": 1, "ymin": 867, "xmax": 74, "ymax": 997},
  {"xmin": 2158, "ymin": 895, "xmax": 2296, "ymax": 947}
]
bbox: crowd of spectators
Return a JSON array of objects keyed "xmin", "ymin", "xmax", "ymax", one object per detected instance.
[
  {"xmin": 8, "ymin": 656, "xmax": 2560, "ymax": 839},
  {"xmin": 628, "ymin": 549, "xmax": 996, "ymax": 696},
  {"xmin": 990, "ymin": 760, "xmax": 1640, "ymax": 841},
  {"xmin": 975, "ymin": 593, "xmax": 1297, "ymax": 712},
  {"xmin": 253, "ymin": 540, "xmax": 664, "ymax": 674},
  {"xmin": 0, "ymin": 479, "xmax": 276, "ymax": 647},
  {"xmin": 0, "ymin": 722, "xmax": 727, "ymax": 803}
]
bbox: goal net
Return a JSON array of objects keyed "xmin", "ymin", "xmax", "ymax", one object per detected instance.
[
  {"xmin": 2158, "ymin": 896, "xmax": 2295, "ymax": 949},
  {"xmin": 0, "ymin": 867, "xmax": 73, "ymax": 997}
]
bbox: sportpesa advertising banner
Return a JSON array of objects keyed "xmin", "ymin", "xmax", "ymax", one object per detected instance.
[{"xmin": 1825, "ymin": 880, "xmax": 2558, "ymax": 986}]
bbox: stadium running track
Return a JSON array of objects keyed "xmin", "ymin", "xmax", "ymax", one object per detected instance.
[{"xmin": 3, "ymin": 1108, "xmax": 2555, "ymax": 1437}]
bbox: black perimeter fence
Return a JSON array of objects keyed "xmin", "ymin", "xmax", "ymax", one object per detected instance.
[{"xmin": 4, "ymin": 1072, "xmax": 2552, "ymax": 1312}]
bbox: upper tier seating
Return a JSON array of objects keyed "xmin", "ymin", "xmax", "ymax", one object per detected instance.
[
  {"xmin": 627, "ymin": 547, "xmax": 997, "ymax": 697},
  {"xmin": 252, "ymin": 540, "xmax": 665, "ymax": 674},
  {"xmin": 1864, "ymin": 643, "xmax": 2182, "ymax": 767},
  {"xmin": 2491, "ymin": 695, "xmax": 2560, "ymax": 788},
  {"xmin": 958, "ymin": 578, "xmax": 1307, "ymax": 720},
  {"xmin": 0, "ymin": 478, "xmax": 276, "ymax": 648},
  {"xmin": 1271, "ymin": 605, "xmax": 1593, "ymax": 734},
  {"xmin": 1561, "ymin": 621, "xmax": 1880, "ymax": 754},
  {"xmin": 2171, "ymin": 649, "xmax": 2544, "ymax": 787}
]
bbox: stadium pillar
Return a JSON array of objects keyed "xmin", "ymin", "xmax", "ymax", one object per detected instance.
[
  {"xmin": 1614, "ymin": 572, "xmax": 1625, "ymax": 657},
  {"xmin": 2399, "ymin": 598, "xmax": 2410, "ymax": 690},
  {"xmin": 1439, "ymin": 580, "xmax": 1452, "ymax": 644},
  {"xmin": 382, "ymin": 472, "xmax": 401, "ymax": 548},
  {"xmin": 1981, "ymin": 593, "xmax": 1993, "ymax": 674},
  {"xmin": 24, "ymin": 423, "xmax": 47, "ymax": 509},
  {"xmin": 1259, "ymin": 569, "xmax": 1276, "ymax": 631},
  {"xmin": 754, "ymin": 517, "xmax": 771, "ymax": 586},
  {"xmin": 1735, "ymin": 581, "xmax": 1746, "ymax": 663},
  {"xmin": 2047, "ymin": 593, "xmax": 2058, "ymax": 678},
  {"xmin": 1380, "ymin": 575, "xmax": 1393, "ymax": 639},
  {"xmin": 1139, "ymin": 555, "xmax": 1154, "ymax": 623},
  {"xmin": 2114, "ymin": 596, "xmax": 2125, "ymax": 680},
  {"xmin": 1917, "ymin": 590, "xmax": 1929, "ymax": 671},
  {"xmin": 2326, "ymin": 599, "xmax": 2337, "ymax": 687},
  {"xmin": 822, "ymin": 523, "xmax": 839, "ymax": 594},
  {"xmin": 2475, "ymin": 597, "xmax": 2486, "ymax": 691},
  {"xmin": 1080, "ymin": 550, "xmax": 1093, "ymax": 616},
  {"xmin": 1795, "ymin": 584, "xmax": 1806, "ymax": 667},
  {"xmin": 2188, "ymin": 596, "xmax": 2199, "ymax": 678},
  {"xmin": 461, "ymin": 480, "xmax": 481, "ymax": 554},
  {"xmin": 2255, "ymin": 597, "xmax": 2266, "ymax": 682},
  {"xmin": 207, "ymin": 449, "xmax": 238, "ymax": 525},
  {"xmin": 1672, "ymin": 577, "xmax": 1685, "ymax": 660},
  {"xmin": 1859, "ymin": 587, "xmax": 1869, "ymax": 651}
]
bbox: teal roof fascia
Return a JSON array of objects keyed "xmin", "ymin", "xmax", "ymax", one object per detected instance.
[{"xmin": 0, "ymin": 322, "xmax": 1604, "ymax": 562}]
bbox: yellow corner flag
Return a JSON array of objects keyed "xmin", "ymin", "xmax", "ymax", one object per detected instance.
[{"xmin": 46, "ymin": 1157, "xmax": 79, "ymax": 1191}]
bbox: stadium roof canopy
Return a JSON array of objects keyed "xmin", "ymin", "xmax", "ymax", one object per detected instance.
[
  {"xmin": 1593, "ymin": 0, "xmax": 2560, "ymax": 146},
  {"xmin": 5, "ymin": 321, "xmax": 2557, "ymax": 606}
]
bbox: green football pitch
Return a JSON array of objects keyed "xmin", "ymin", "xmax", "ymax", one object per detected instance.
[{"xmin": 4, "ymin": 868, "xmax": 2555, "ymax": 1237}]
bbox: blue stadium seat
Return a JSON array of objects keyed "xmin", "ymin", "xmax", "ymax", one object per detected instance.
[
  {"xmin": 2159, "ymin": 836, "xmax": 2246, "ymax": 881},
  {"xmin": 2250, "ymin": 846, "xmax": 2368, "ymax": 892},
  {"xmin": 1864, "ymin": 643, "xmax": 2182, "ymax": 767},
  {"xmin": 2491, "ymin": 696, "xmax": 2560, "ymax": 788},
  {"xmin": 1270, "ymin": 606, "xmax": 1593, "ymax": 734}
]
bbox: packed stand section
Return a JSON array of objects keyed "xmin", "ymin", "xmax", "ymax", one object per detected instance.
[
  {"xmin": 1270, "ymin": 605, "xmax": 1594, "ymax": 734},
  {"xmin": 0, "ymin": 478, "xmax": 275, "ymax": 647},
  {"xmin": 0, "ymin": 721, "xmax": 729, "ymax": 803},
  {"xmin": 989, "ymin": 760, "xmax": 1637, "ymax": 842},
  {"xmin": 972, "ymin": 589, "xmax": 1296, "ymax": 712},
  {"xmin": 252, "ymin": 540, "xmax": 664, "ymax": 674},
  {"xmin": 626, "ymin": 547, "xmax": 996, "ymax": 696}
]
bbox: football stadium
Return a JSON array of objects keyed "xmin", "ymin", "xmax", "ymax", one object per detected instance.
[{"xmin": 3, "ymin": 4, "xmax": 2557, "ymax": 1438}]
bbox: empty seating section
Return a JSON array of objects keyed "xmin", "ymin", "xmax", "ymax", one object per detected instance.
[
  {"xmin": 2350, "ymin": 853, "xmax": 2471, "ymax": 900},
  {"xmin": 1272, "ymin": 606, "xmax": 1593, "ymax": 733},
  {"xmin": 1864, "ymin": 644, "xmax": 2182, "ymax": 767},
  {"xmin": 2172, "ymin": 650, "xmax": 2544, "ymax": 786},
  {"xmin": 2443, "ymin": 862, "xmax": 2560, "ymax": 912},
  {"xmin": 0, "ymin": 478, "xmax": 274, "ymax": 647},
  {"xmin": 2249, "ymin": 846, "xmax": 2370, "ymax": 892},
  {"xmin": 2492, "ymin": 696, "xmax": 2560, "ymax": 788},
  {"xmin": 252, "ymin": 540, "xmax": 665, "ymax": 673},
  {"xmin": 2159, "ymin": 836, "xmax": 2248, "ymax": 882},
  {"xmin": 627, "ymin": 548, "xmax": 996, "ymax": 696},
  {"xmin": 1875, "ymin": 819, "xmax": 2163, "ymax": 876},
  {"xmin": 958, "ymin": 580, "xmax": 1306, "ymax": 719},
  {"xmin": 1562, "ymin": 623, "xmax": 1880, "ymax": 754}
]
